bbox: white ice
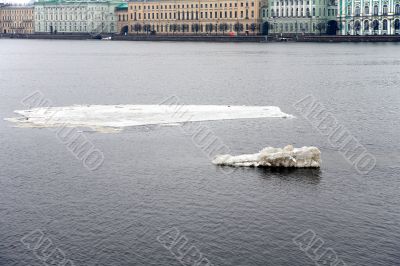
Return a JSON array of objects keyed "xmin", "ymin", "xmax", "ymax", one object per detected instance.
[
  {"xmin": 5, "ymin": 105, "xmax": 293, "ymax": 132},
  {"xmin": 212, "ymin": 145, "xmax": 321, "ymax": 168}
]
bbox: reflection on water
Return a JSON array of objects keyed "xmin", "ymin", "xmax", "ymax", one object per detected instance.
[{"xmin": 254, "ymin": 167, "xmax": 321, "ymax": 184}]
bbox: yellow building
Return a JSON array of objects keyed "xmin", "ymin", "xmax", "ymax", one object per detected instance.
[
  {"xmin": 127, "ymin": 0, "xmax": 267, "ymax": 35},
  {"xmin": 0, "ymin": 5, "xmax": 34, "ymax": 34}
]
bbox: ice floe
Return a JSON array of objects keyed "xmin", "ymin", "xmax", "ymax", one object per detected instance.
[
  {"xmin": 212, "ymin": 145, "xmax": 321, "ymax": 168},
  {"xmin": 5, "ymin": 105, "xmax": 293, "ymax": 132}
]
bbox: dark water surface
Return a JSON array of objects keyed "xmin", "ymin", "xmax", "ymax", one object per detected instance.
[{"xmin": 0, "ymin": 39, "xmax": 399, "ymax": 266}]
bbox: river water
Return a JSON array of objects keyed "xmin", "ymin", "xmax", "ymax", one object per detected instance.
[{"xmin": 0, "ymin": 39, "xmax": 399, "ymax": 266}]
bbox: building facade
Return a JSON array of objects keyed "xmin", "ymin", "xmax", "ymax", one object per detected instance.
[
  {"xmin": 0, "ymin": 5, "xmax": 34, "ymax": 34},
  {"xmin": 337, "ymin": 0, "xmax": 400, "ymax": 35},
  {"xmin": 34, "ymin": 0, "xmax": 122, "ymax": 34},
  {"xmin": 127, "ymin": 0, "xmax": 267, "ymax": 35},
  {"xmin": 262, "ymin": 0, "xmax": 337, "ymax": 35},
  {"xmin": 116, "ymin": 2, "xmax": 129, "ymax": 34}
]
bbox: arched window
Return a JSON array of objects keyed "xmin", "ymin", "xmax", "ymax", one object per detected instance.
[
  {"xmin": 383, "ymin": 19, "xmax": 388, "ymax": 30},
  {"xmin": 395, "ymin": 19, "xmax": 400, "ymax": 30},
  {"xmin": 373, "ymin": 5, "xmax": 378, "ymax": 15},
  {"xmin": 364, "ymin": 20, "xmax": 369, "ymax": 30},
  {"xmin": 373, "ymin": 20, "xmax": 379, "ymax": 31},
  {"xmin": 364, "ymin": 5, "xmax": 369, "ymax": 15},
  {"xmin": 355, "ymin": 6, "xmax": 360, "ymax": 16},
  {"xmin": 383, "ymin": 5, "xmax": 388, "ymax": 15},
  {"xmin": 354, "ymin": 21, "xmax": 361, "ymax": 33},
  {"xmin": 396, "ymin": 4, "xmax": 400, "ymax": 15}
]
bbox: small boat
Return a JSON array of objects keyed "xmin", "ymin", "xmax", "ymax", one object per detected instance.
[{"xmin": 102, "ymin": 36, "xmax": 112, "ymax": 40}]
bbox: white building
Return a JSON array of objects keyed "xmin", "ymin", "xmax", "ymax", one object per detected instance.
[
  {"xmin": 262, "ymin": 0, "xmax": 338, "ymax": 36},
  {"xmin": 337, "ymin": 0, "xmax": 400, "ymax": 35},
  {"xmin": 34, "ymin": 0, "xmax": 122, "ymax": 34}
]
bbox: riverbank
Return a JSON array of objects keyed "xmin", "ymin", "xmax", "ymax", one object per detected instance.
[
  {"xmin": 1, "ymin": 33, "xmax": 400, "ymax": 42},
  {"xmin": 297, "ymin": 35, "xmax": 400, "ymax": 42},
  {"xmin": 0, "ymin": 33, "xmax": 266, "ymax": 42}
]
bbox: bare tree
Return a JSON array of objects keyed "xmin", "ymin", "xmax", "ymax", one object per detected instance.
[
  {"xmin": 316, "ymin": 22, "xmax": 326, "ymax": 35},
  {"xmin": 354, "ymin": 21, "xmax": 361, "ymax": 35},
  {"xmin": 181, "ymin": 24, "xmax": 189, "ymax": 33},
  {"xmin": 206, "ymin": 23, "xmax": 214, "ymax": 34},
  {"xmin": 234, "ymin": 23, "xmax": 243, "ymax": 35},
  {"xmin": 250, "ymin": 23, "xmax": 257, "ymax": 35},
  {"xmin": 371, "ymin": 20, "xmax": 379, "ymax": 34},
  {"xmin": 133, "ymin": 23, "xmax": 142, "ymax": 35},
  {"xmin": 170, "ymin": 24, "xmax": 179, "ymax": 35},
  {"xmin": 143, "ymin": 24, "xmax": 151, "ymax": 34},
  {"xmin": 192, "ymin": 23, "xmax": 200, "ymax": 35},
  {"xmin": 219, "ymin": 23, "xmax": 228, "ymax": 35}
]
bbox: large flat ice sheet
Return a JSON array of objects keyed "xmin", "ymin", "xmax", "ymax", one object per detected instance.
[{"xmin": 5, "ymin": 105, "xmax": 293, "ymax": 132}]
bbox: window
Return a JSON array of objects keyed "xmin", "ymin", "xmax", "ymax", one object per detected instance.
[
  {"xmin": 383, "ymin": 19, "xmax": 387, "ymax": 30},
  {"xmin": 373, "ymin": 5, "xmax": 378, "ymax": 15},
  {"xmin": 383, "ymin": 5, "xmax": 388, "ymax": 15},
  {"xmin": 396, "ymin": 4, "xmax": 400, "ymax": 15},
  {"xmin": 364, "ymin": 20, "xmax": 369, "ymax": 31},
  {"xmin": 364, "ymin": 5, "xmax": 369, "ymax": 15},
  {"xmin": 394, "ymin": 19, "xmax": 400, "ymax": 30},
  {"xmin": 373, "ymin": 20, "xmax": 379, "ymax": 31},
  {"xmin": 354, "ymin": 21, "xmax": 361, "ymax": 32},
  {"xmin": 355, "ymin": 6, "xmax": 360, "ymax": 16}
]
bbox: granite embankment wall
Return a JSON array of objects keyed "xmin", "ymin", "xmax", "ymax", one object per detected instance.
[
  {"xmin": 297, "ymin": 35, "xmax": 400, "ymax": 42},
  {"xmin": 1, "ymin": 33, "xmax": 400, "ymax": 42},
  {"xmin": 0, "ymin": 33, "xmax": 267, "ymax": 42}
]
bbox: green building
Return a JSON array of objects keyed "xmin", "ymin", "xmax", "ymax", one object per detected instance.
[
  {"xmin": 34, "ymin": 0, "xmax": 124, "ymax": 34},
  {"xmin": 262, "ymin": 0, "xmax": 338, "ymax": 36}
]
